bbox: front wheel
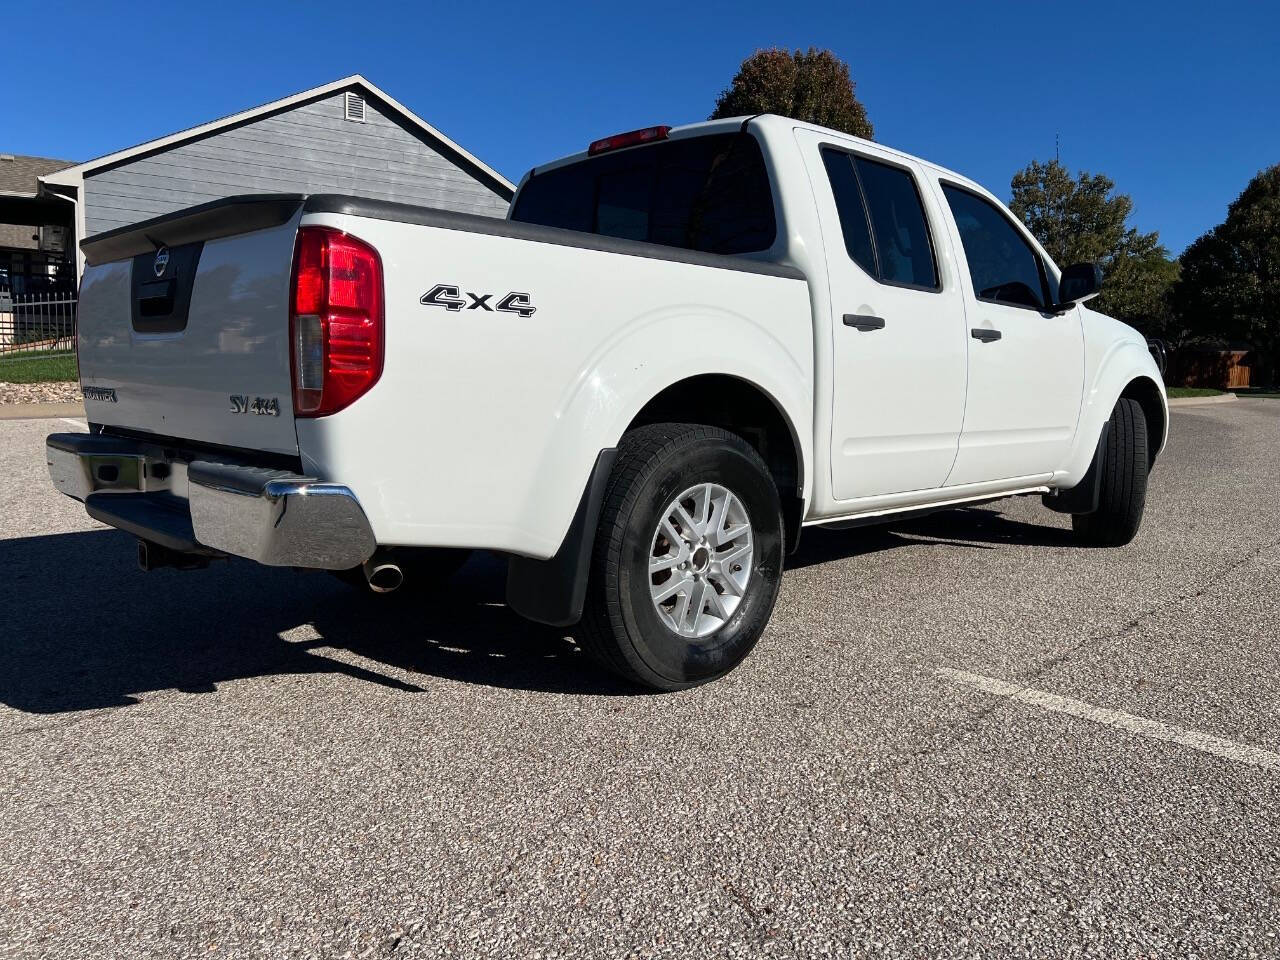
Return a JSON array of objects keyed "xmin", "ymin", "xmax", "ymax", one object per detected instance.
[
  {"xmin": 1072, "ymin": 397, "xmax": 1149, "ymax": 546},
  {"xmin": 578, "ymin": 423, "xmax": 784, "ymax": 691}
]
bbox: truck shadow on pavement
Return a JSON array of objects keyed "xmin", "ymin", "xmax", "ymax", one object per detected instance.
[
  {"xmin": 1, "ymin": 506, "xmax": 1070, "ymax": 714},
  {"xmin": 1, "ymin": 529, "xmax": 617, "ymax": 714},
  {"xmin": 787, "ymin": 505, "xmax": 1074, "ymax": 569}
]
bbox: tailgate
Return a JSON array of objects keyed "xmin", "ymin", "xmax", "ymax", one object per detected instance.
[{"xmin": 77, "ymin": 195, "xmax": 305, "ymax": 456}]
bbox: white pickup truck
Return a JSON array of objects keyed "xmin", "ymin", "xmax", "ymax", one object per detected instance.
[{"xmin": 47, "ymin": 115, "xmax": 1167, "ymax": 690}]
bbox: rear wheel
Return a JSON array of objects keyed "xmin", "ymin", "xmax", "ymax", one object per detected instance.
[
  {"xmin": 1072, "ymin": 397, "xmax": 1149, "ymax": 546},
  {"xmin": 579, "ymin": 423, "xmax": 784, "ymax": 691}
]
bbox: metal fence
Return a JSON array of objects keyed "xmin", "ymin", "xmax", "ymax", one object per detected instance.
[{"xmin": 0, "ymin": 291, "xmax": 77, "ymax": 355}]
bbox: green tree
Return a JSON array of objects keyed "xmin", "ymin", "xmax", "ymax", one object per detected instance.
[
  {"xmin": 1009, "ymin": 159, "xmax": 1178, "ymax": 336},
  {"xmin": 1175, "ymin": 164, "xmax": 1280, "ymax": 384},
  {"xmin": 710, "ymin": 48, "xmax": 873, "ymax": 140}
]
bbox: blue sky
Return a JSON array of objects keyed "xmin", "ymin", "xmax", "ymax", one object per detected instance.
[{"xmin": 10, "ymin": 1, "xmax": 1278, "ymax": 254}]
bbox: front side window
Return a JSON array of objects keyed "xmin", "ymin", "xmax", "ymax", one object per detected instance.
[
  {"xmin": 821, "ymin": 148, "xmax": 939, "ymax": 289},
  {"xmin": 942, "ymin": 185, "xmax": 1048, "ymax": 310},
  {"xmin": 511, "ymin": 133, "xmax": 776, "ymax": 256}
]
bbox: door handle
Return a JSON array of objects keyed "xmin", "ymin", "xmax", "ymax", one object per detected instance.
[
  {"xmin": 843, "ymin": 314, "xmax": 886, "ymax": 331},
  {"xmin": 971, "ymin": 327, "xmax": 1002, "ymax": 342}
]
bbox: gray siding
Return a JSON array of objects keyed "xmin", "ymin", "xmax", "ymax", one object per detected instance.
[{"xmin": 83, "ymin": 91, "xmax": 509, "ymax": 236}]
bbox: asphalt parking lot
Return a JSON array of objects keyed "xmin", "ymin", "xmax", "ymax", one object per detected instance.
[{"xmin": 2, "ymin": 400, "xmax": 1278, "ymax": 959}]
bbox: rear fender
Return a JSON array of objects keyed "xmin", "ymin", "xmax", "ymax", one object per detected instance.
[{"xmin": 516, "ymin": 305, "xmax": 814, "ymax": 559}]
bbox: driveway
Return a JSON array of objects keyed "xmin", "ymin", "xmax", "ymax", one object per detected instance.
[{"xmin": 2, "ymin": 401, "xmax": 1277, "ymax": 958}]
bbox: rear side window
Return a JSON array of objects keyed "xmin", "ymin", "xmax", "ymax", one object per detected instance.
[
  {"xmin": 941, "ymin": 184, "xmax": 1048, "ymax": 310},
  {"xmin": 511, "ymin": 133, "xmax": 776, "ymax": 256},
  {"xmin": 822, "ymin": 149, "xmax": 939, "ymax": 289},
  {"xmin": 821, "ymin": 150, "xmax": 876, "ymax": 276}
]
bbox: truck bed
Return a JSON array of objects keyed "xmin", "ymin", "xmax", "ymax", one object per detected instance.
[{"xmin": 73, "ymin": 192, "xmax": 814, "ymax": 559}]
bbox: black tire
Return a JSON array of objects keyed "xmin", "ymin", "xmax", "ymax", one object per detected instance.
[
  {"xmin": 579, "ymin": 423, "xmax": 784, "ymax": 691},
  {"xmin": 1072, "ymin": 398, "xmax": 1149, "ymax": 546}
]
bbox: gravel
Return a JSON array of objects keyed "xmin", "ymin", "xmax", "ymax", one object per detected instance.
[
  {"xmin": 2, "ymin": 401, "xmax": 1278, "ymax": 958},
  {"xmin": 0, "ymin": 381, "xmax": 81, "ymax": 405}
]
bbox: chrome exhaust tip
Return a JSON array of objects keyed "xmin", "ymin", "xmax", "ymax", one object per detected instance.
[{"xmin": 363, "ymin": 559, "xmax": 404, "ymax": 594}]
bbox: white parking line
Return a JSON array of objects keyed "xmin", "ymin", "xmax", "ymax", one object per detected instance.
[
  {"xmin": 59, "ymin": 417, "xmax": 87, "ymax": 430},
  {"xmin": 937, "ymin": 668, "xmax": 1280, "ymax": 772}
]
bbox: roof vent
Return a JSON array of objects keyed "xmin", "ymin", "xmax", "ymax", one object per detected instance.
[{"xmin": 344, "ymin": 92, "xmax": 366, "ymax": 123}]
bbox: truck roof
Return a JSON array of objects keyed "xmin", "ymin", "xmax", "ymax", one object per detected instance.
[{"xmin": 519, "ymin": 113, "xmax": 991, "ymax": 203}]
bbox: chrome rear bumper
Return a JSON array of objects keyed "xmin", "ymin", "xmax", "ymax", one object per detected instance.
[{"xmin": 46, "ymin": 433, "xmax": 376, "ymax": 570}]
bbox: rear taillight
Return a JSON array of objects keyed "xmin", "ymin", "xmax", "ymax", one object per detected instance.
[{"xmin": 289, "ymin": 226, "xmax": 384, "ymax": 417}]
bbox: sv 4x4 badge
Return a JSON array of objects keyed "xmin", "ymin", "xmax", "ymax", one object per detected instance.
[
  {"xmin": 420, "ymin": 284, "xmax": 536, "ymax": 318},
  {"xmin": 229, "ymin": 395, "xmax": 281, "ymax": 417}
]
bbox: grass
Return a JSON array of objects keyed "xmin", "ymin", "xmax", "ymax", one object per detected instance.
[
  {"xmin": 0, "ymin": 351, "xmax": 78, "ymax": 383},
  {"xmin": 1166, "ymin": 386, "xmax": 1226, "ymax": 398}
]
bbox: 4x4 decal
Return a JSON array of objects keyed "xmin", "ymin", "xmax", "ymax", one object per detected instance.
[{"xmin": 420, "ymin": 284, "xmax": 536, "ymax": 318}]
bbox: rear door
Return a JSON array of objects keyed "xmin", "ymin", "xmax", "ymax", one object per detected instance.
[
  {"xmin": 798, "ymin": 131, "xmax": 968, "ymax": 501},
  {"xmin": 935, "ymin": 182, "xmax": 1083, "ymax": 485}
]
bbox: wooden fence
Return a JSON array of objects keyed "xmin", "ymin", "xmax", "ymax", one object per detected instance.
[{"xmin": 1174, "ymin": 349, "xmax": 1252, "ymax": 390}]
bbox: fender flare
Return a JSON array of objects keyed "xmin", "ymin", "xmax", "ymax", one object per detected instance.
[{"xmin": 1057, "ymin": 338, "xmax": 1167, "ymax": 490}]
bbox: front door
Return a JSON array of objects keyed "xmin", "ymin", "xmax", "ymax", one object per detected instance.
[
  {"xmin": 800, "ymin": 131, "xmax": 969, "ymax": 501},
  {"xmin": 936, "ymin": 183, "xmax": 1084, "ymax": 486}
]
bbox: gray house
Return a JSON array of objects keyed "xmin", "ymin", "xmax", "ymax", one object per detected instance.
[{"xmin": 39, "ymin": 75, "xmax": 514, "ymax": 282}]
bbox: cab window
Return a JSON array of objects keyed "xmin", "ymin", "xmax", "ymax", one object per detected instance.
[
  {"xmin": 822, "ymin": 148, "xmax": 939, "ymax": 290},
  {"xmin": 512, "ymin": 133, "xmax": 776, "ymax": 256},
  {"xmin": 941, "ymin": 185, "xmax": 1048, "ymax": 310}
]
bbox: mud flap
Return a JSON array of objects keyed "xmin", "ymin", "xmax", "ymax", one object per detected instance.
[
  {"xmin": 1043, "ymin": 422, "xmax": 1110, "ymax": 515},
  {"xmin": 506, "ymin": 448, "xmax": 618, "ymax": 627}
]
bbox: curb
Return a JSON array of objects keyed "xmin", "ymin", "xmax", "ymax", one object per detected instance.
[
  {"xmin": 1167, "ymin": 393, "xmax": 1237, "ymax": 408},
  {"xmin": 0, "ymin": 401, "xmax": 86, "ymax": 421}
]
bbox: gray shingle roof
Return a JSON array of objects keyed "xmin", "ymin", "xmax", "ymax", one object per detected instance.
[{"xmin": 0, "ymin": 155, "xmax": 74, "ymax": 196}]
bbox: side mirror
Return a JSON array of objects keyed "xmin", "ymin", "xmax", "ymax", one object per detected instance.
[{"xmin": 1058, "ymin": 262, "xmax": 1103, "ymax": 306}]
